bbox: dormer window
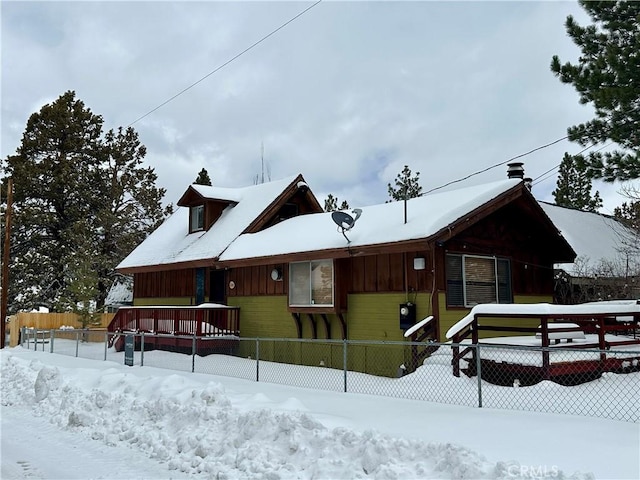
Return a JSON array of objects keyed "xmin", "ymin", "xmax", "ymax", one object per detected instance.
[{"xmin": 190, "ymin": 205, "xmax": 204, "ymax": 232}]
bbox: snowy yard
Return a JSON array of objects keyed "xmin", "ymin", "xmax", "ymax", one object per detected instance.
[{"xmin": 1, "ymin": 345, "xmax": 639, "ymax": 479}]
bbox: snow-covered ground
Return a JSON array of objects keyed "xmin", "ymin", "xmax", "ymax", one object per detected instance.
[{"xmin": 2, "ymin": 345, "xmax": 639, "ymax": 479}]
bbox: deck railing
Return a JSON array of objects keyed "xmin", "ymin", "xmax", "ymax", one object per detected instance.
[
  {"xmin": 451, "ymin": 309, "xmax": 640, "ymax": 378},
  {"xmin": 107, "ymin": 305, "xmax": 240, "ymax": 339}
]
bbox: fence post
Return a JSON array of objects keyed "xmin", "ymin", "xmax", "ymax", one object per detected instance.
[
  {"xmin": 192, "ymin": 334, "xmax": 196, "ymax": 373},
  {"xmin": 476, "ymin": 344, "xmax": 483, "ymax": 408},
  {"xmin": 104, "ymin": 332, "xmax": 108, "ymax": 361},
  {"xmin": 141, "ymin": 332, "xmax": 145, "ymax": 367},
  {"xmin": 343, "ymin": 339, "xmax": 348, "ymax": 393},
  {"xmin": 20, "ymin": 327, "xmax": 24, "ymax": 348},
  {"xmin": 256, "ymin": 338, "xmax": 260, "ymax": 382},
  {"xmin": 50, "ymin": 329, "xmax": 54, "ymax": 353}
]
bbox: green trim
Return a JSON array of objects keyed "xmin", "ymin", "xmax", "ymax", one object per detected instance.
[{"xmin": 134, "ymin": 297, "xmax": 194, "ymax": 306}]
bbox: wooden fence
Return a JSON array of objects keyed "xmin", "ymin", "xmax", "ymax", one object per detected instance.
[{"xmin": 8, "ymin": 312, "xmax": 115, "ymax": 347}]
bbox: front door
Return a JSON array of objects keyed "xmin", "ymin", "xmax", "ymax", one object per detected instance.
[{"xmin": 210, "ymin": 269, "xmax": 226, "ymax": 304}]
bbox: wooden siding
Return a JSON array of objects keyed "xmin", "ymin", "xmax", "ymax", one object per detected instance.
[
  {"xmin": 134, "ymin": 270, "xmax": 195, "ymax": 298},
  {"xmin": 227, "ymin": 252, "xmax": 432, "ymax": 298},
  {"xmin": 227, "ymin": 264, "xmax": 286, "ymax": 297}
]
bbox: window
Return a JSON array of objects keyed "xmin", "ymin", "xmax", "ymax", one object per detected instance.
[
  {"xmin": 289, "ymin": 260, "xmax": 334, "ymax": 307},
  {"xmin": 190, "ymin": 205, "xmax": 204, "ymax": 232},
  {"xmin": 446, "ymin": 254, "xmax": 512, "ymax": 307}
]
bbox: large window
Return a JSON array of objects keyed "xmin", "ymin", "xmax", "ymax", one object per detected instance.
[
  {"xmin": 446, "ymin": 254, "xmax": 512, "ymax": 307},
  {"xmin": 190, "ymin": 205, "xmax": 204, "ymax": 232},
  {"xmin": 289, "ymin": 260, "xmax": 334, "ymax": 307}
]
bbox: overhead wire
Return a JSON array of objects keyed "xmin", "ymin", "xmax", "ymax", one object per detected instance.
[
  {"xmin": 127, "ymin": 0, "xmax": 324, "ymax": 127},
  {"xmin": 531, "ymin": 141, "xmax": 614, "ymax": 187},
  {"xmin": 421, "ymin": 135, "xmax": 568, "ymax": 195}
]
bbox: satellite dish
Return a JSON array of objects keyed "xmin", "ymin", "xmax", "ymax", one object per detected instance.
[{"xmin": 331, "ymin": 208, "xmax": 363, "ymax": 243}]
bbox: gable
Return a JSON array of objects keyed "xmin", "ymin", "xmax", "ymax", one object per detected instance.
[
  {"xmin": 438, "ymin": 192, "xmax": 576, "ymax": 265},
  {"xmin": 116, "ymin": 175, "xmax": 321, "ymax": 274},
  {"xmin": 244, "ymin": 178, "xmax": 323, "ymax": 234}
]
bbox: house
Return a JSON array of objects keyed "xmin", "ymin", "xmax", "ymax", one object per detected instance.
[
  {"xmin": 115, "ymin": 167, "xmax": 576, "ymax": 356},
  {"xmin": 539, "ymin": 202, "xmax": 640, "ymax": 303}
]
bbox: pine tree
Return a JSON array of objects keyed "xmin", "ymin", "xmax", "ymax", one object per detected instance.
[
  {"xmin": 1, "ymin": 91, "xmax": 168, "ymax": 313},
  {"xmin": 387, "ymin": 165, "xmax": 422, "ymax": 202},
  {"xmin": 614, "ymin": 200, "xmax": 640, "ymax": 234},
  {"xmin": 194, "ymin": 168, "xmax": 212, "ymax": 186},
  {"xmin": 551, "ymin": 1, "xmax": 640, "ymax": 181},
  {"xmin": 324, "ymin": 194, "xmax": 350, "ymax": 212},
  {"xmin": 552, "ymin": 153, "xmax": 603, "ymax": 212},
  {"xmin": 3, "ymin": 91, "xmax": 103, "ymax": 311},
  {"xmin": 92, "ymin": 126, "xmax": 169, "ymax": 308}
]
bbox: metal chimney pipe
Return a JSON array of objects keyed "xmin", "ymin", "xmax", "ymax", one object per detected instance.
[{"xmin": 507, "ymin": 162, "xmax": 525, "ymax": 179}]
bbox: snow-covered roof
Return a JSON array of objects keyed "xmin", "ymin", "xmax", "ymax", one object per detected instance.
[
  {"xmin": 117, "ymin": 175, "xmax": 300, "ymax": 271},
  {"xmin": 446, "ymin": 300, "xmax": 640, "ymax": 339},
  {"xmin": 186, "ymin": 184, "xmax": 243, "ymax": 203},
  {"xmin": 220, "ymin": 179, "xmax": 524, "ymax": 262},
  {"xmin": 538, "ymin": 202, "xmax": 637, "ymax": 275},
  {"xmin": 104, "ymin": 279, "xmax": 133, "ymax": 305}
]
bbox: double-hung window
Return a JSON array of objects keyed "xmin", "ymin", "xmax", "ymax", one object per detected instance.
[
  {"xmin": 190, "ymin": 205, "xmax": 204, "ymax": 232},
  {"xmin": 289, "ymin": 260, "xmax": 334, "ymax": 307},
  {"xmin": 446, "ymin": 254, "xmax": 512, "ymax": 307}
]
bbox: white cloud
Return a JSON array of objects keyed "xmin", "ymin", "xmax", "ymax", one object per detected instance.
[{"xmin": 1, "ymin": 0, "xmax": 635, "ymax": 211}]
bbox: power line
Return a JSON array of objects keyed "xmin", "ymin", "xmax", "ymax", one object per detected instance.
[
  {"xmin": 531, "ymin": 141, "xmax": 614, "ymax": 187},
  {"xmin": 422, "ymin": 135, "xmax": 568, "ymax": 195},
  {"xmin": 127, "ymin": 0, "xmax": 324, "ymax": 127}
]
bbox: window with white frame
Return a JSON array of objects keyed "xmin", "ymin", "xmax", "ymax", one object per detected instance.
[
  {"xmin": 289, "ymin": 260, "xmax": 334, "ymax": 307},
  {"xmin": 445, "ymin": 254, "xmax": 512, "ymax": 307},
  {"xmin": 190, "ymin": 205, "xmax": 204, "ymax": 232}
]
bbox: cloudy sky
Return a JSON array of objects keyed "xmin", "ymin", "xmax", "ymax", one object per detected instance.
[{"xmin": 1, "ymin": 0, "xmax": 634, "ymax": 213}]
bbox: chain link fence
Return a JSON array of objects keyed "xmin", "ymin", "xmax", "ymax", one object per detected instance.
[{"xmin": 20, "ymin": 328, "xmax": 640, "ymax": 423}]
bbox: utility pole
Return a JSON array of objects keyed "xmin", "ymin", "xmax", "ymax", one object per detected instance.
[{"xmin": 1, "ymin": 178, "xmax": 13, "ymax": 348}]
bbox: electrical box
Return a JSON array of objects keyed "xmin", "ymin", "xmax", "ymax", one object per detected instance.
[{"xmin": 399, "ymin": 302, "xmax": 416, "ymax": 330}]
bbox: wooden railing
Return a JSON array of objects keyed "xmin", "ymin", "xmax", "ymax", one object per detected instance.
[
  {"xmin": 451, "ymin": 309, "xmax": 640, "ymax": 378},
  {"xmin": 107, "ymin": 305, "xmax": 240, "ymax": 339}
]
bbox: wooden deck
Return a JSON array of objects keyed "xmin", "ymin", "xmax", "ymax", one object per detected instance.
[
  {"xmin": 447, "ymin": 301, "xmax": 640, "ymax": 385},
  {"xmin": 107, "ymin": 305, "xmax": 240, "ymax": 355}
]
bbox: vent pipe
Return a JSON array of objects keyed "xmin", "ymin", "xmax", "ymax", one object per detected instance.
[{"xmin": 507, "ymin": 162, "xmax": 525, "ymax": 179}]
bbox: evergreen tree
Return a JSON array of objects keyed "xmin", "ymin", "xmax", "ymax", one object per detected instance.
[
  {"xmin": 1, "ymin": 91, "xmax": 168, "ymax": 313},
  {"xmin": 387, "ymin": 165, "xmax": 422, "ymax": 202},
  {"xmin": 553, "ymin": 153, "xmax": 603, "ymax": 212},
  {"xmin": 92, "ymin": 126, "xmax": 169, "ymax": 308},
  {"xmin": 60, "ymin": 220, "xmax": 101, "ymax": 329},
  {"xmin": 3, "ymin": 91, "xmax": 103, "ymax": 311},
  {"xmin": 194, "ymin": 168, "xmax": 212, "ymax": 186},
  {"xmin": 551, "ymin": 1, "xmax": 640, "ymax": 181},
  {"xmin": 324, "ymin": 194, "xmax": 350, "ymax": 212},
  {"xmin": 614, "ymin": 200, "xmax": 640, "ymax": 234}
]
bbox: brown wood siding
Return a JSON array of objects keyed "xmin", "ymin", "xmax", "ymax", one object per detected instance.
[
  {"xmin": 438, "ymin": 203, "xmax": 556, "ymax": 297},
  {"xmin": 347, "ymin": 252, "xmax": 431, "ymax": 294},
  {"xmin": 228, "ymin": 264, "xmax": 288, "ymax": 298},
  {"xmin": 205, "ymin": 202, "xmax": 228, "ymax": 230},
  {"xmin": 134, "ymin": 269, "xmax": 195, "ymax": 298},
  {"xmin": 225, "ymin": 253, "xmax": 432, "ymax": 311}
]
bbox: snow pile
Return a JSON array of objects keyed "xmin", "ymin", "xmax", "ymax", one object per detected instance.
[{"xmin": 0, "ymin": 349, "xmax": 597, "ymax": 479}]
